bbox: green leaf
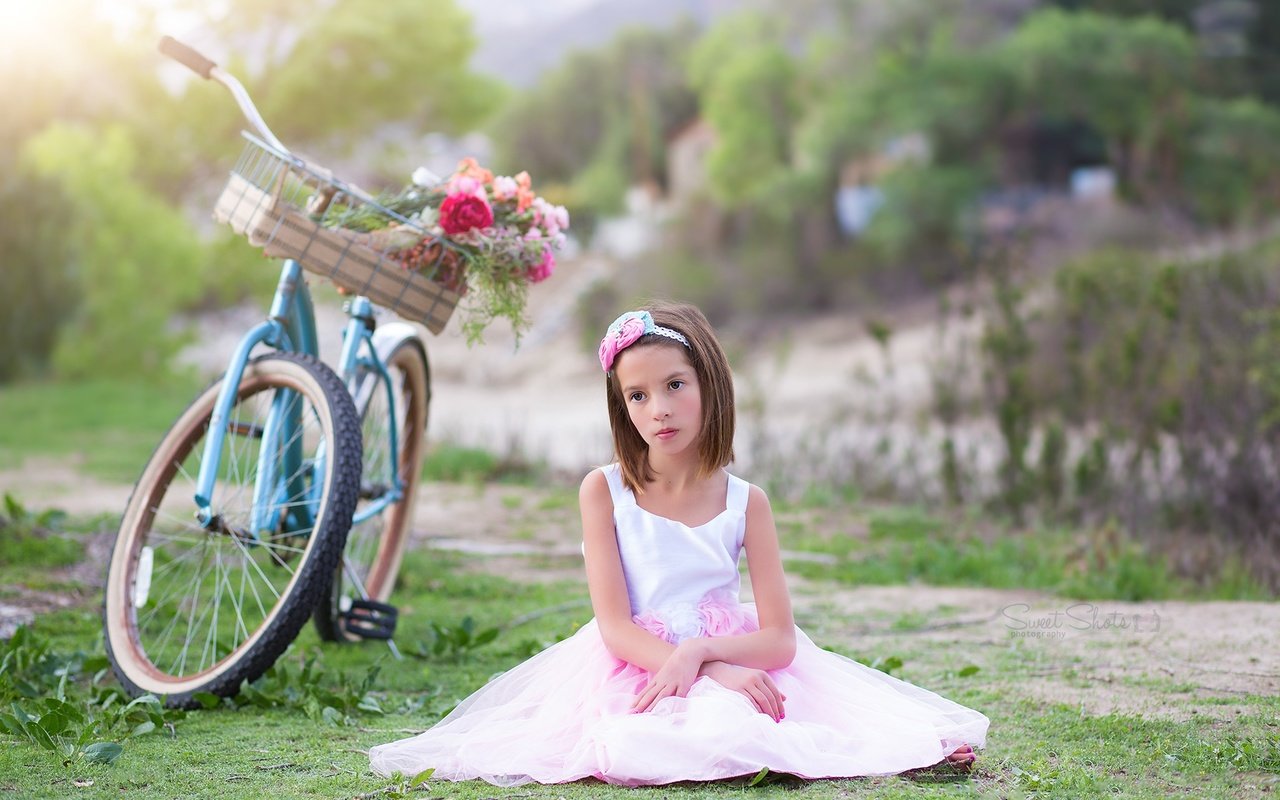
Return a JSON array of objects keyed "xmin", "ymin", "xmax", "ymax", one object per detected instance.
[
  {"xmin": 410, "ymin": 767, "xmax": 435, "ymax": 786},
  {"xmin": 357, "ymin": 696, "xmax": 384, "ymax": 715},
  {"xmin": 958, "ymin": 665, "xmax": 981, "ymax": 677},
  {"xmin": 122, "ymin": 694, "xmax": 162, "ymax": 713},
  {"xmin": 747, "ymin": 766, "xmax": 770, "ymax": 786},
  {"xmin": 23, "ymin": 717, "xmax": 58, "ymax": 751},
  {"xmin": 473, "ymin": 628, "xmax": 500, "ymax": 647},
  {"xmin": 0, "ymin": 712, "xmax": 25, "ymax": 736},
  {"xmin": 82, "ymin": 741, "xmax": 123, "ymax": 765},
  {"xmin": 130, "ymin": 720, "xmax": 156, "ymax": 738},
  {"xmin": 4, "ymin": 493, "xmax": 25, "ymax": 522},
  {"xmin": 192, "ymin": 692, "xmax": 221, "ymax": 710},
  {"xmin": 320, "ymin": 706, "xmax": 343, "ymax": 726}
]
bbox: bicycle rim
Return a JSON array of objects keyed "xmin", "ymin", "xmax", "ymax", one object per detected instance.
[{"xmin": 104, "ymin": 353, "xmax": 361, "ymax": 703}]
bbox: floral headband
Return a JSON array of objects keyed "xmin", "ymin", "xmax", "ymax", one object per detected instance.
[{"xmin": 598, "ymin": 310, "xmax": 690, "ymax": 372}]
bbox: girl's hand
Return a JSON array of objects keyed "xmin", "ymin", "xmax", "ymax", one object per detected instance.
[
  {"xmin": 631, "ymin": 640, "xmax": 705, "ymax": 713},
  {"xmin": 701, "ymin": 661, "xmax": 786, "ymax": 721}
]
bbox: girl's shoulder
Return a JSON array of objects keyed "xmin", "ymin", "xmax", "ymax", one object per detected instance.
[{"xmin": 580, "ymin": 463, "xmax": 628, "ymax": 510}]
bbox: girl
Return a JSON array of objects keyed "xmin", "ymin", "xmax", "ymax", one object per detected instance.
[{"xmin": 370, "ymin": 301, "xmax": 988, "ymax": 786}]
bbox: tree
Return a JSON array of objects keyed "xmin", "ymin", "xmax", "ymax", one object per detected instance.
[
  {"xmin": 1002, "ymin": 9, "xmax": 1197, "ymax": 202},
  {"xmin": 258, "ymin": 0, "xmax": 501, "ymax": 144},
  {"xmin": 488, "ymin": 21, "xmax": 700, "ymax": 208},
  {"xmin": 686, "ymin": 13, "xmax": 800, "ymax": 208},
  {"xmin": 22, "ymin": 124, "xmax": 206, "ymax": 379}
]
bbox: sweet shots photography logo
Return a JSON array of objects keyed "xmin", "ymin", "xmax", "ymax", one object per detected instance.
[{"xmin": 1001, "ymin": 603, "xmax": 1162, "ymax": 640}]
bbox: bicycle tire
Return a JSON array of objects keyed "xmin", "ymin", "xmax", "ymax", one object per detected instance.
[
  {"xmin": 314, "ymin": 336, "xmax": 429, "ymax": 641},
  {"xmin": 103, "ymin": 352, "xmax": 362, "ymax": 707}
]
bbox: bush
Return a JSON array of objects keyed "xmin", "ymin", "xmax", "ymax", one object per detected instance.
[
  {"xmin": 975, "ymin": 243, "xmax": 1280, "ymax": 589},
  {"xmin": 21, "ymin": 123, "xmax": 206, "ymax": 380},
  {"xmin": 0, "ymin": 166, "xmax": 79, "ymax": 383}
]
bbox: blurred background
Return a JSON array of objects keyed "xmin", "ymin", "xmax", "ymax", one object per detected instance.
[{"xmin": 3, "ymin": 0, "xmax": 1280, "ymax": 595}]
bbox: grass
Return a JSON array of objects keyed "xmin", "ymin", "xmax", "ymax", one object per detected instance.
[
  {"xmin": 0, "ymin": 377, "xmax": 201, "ymax": 483},
  {"xmin": 3, "ymin": 535, "xmax": 1278, "ymax": 799},
  {"xmin": 776, "ymin": 505, "xmax": 1275, "ymax": 602}
]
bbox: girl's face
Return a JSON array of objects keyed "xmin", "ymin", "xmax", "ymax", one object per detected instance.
[{"xmin": 613, "ymin": 343, "xmax": 702, "ymax": 459}]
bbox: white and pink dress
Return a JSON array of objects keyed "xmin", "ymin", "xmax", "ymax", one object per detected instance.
[{"xmin": 369, "ymin": 464, "xmax": 989, "ymax": 786}]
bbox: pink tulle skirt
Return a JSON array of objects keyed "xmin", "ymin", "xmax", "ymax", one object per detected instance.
[{"xmin": 369, "ymin": 601, "xmax": 988, "ymax": 786}]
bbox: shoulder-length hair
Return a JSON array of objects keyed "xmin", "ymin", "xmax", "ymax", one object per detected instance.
[{"xmin": 605, "ymin": 301, "xmax": 735, "ymax": 492}]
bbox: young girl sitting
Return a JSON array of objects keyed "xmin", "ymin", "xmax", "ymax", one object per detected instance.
[{"xmin": 369, "ymin": 301, "xmax": 988, "ymax": 786}]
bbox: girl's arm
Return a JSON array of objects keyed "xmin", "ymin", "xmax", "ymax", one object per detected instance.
[
  {"xmin": 580, "ymin": 468, "xmax": 679, "ymax": 673},
  {"xmin": 679, "ymin": 484, "xmax": 796, "ymax": 671}
]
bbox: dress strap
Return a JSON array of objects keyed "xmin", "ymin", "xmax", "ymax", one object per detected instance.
[
  {"xmin": 602, "ymin": 463, "xmax": 636, "ymax": 508},
  {"xmin": 726, "ymin": 473, "xmax": 750, "ymax": 513}
]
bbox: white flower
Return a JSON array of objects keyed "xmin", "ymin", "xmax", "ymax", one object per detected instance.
[
  {"xmin": 411, "ymin": 166, "xmax": 441, "ymax": 187},
  {"xmin": 662, "ymin": 605, "xmax": 704, "ymax": 643}
]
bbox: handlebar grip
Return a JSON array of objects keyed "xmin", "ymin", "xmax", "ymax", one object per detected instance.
[{"xmin": 158, "ymin": 36, "xmax": 217, "ymax": 79}]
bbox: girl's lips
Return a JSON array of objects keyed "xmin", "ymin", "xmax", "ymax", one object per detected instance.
[{"xmin": 656, "ymin": 428, "xmax": 678, "ymax": 440}]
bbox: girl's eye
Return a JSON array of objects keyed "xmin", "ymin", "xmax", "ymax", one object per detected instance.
[
  {"xmin": 669, "ymin": 380, "xmax": 684, "ymax": 391},
  {"xmin": 629, "ymin": 392, "xmax": 645, "ymax": 403}
]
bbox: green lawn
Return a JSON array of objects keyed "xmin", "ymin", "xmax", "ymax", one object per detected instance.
[
  {"xmin": 0, "ymin": 378, "xmax": 202, "ymax": 484},
  {"xmin": 2, "ymin": 542, "xmax": 1277, "ymax": 799}
]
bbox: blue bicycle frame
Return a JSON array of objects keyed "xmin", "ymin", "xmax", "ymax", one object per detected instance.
[{"xmin": 191, "ymin": 259, "xmax": 403, "ymax": 539}]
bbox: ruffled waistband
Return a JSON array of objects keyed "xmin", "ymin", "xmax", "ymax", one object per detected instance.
[{"xmin": 632, "ymin": 591, "xmax": 758, "ymax": 644}]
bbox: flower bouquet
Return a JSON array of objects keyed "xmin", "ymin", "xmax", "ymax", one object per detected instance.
[{"xmin": 328, "ymin": 157, "xmax": 570, "ymax": 344}]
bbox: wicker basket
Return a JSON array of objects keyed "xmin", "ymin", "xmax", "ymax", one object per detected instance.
[{"xmin": 213, "ymin": 135, "xmax": 461, "ymax": 334}]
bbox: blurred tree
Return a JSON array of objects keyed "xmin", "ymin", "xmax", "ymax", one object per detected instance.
[
  {"xmin": 1184, "ymin": 97, "xmax": 1280, "ymax": 224},
  {"xmin": 0, "ymin": 164, "xmax": 79, "ymax": 383},
  {"xmin": 686, "ymin": 13, "xmax": 800, "ymax": 207},
  {"xmin": 255, "ymin": 0, "xmax": 500, "ymax": 144},
  {"xmin": 1001, "ymin": 9, "xmax": 1196, "ymax": 203},
  {"xmin": 21, "ymin": 124, "xmax": 206, "ymax": 379},
  {"xmin": 488, "ymin": 21, "xmax": 700, "ymax": 211}
]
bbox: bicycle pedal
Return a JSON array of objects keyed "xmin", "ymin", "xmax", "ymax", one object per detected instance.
[{"xmin": 341, "ymin": 598, "xmax": 398, "ymax": 640}]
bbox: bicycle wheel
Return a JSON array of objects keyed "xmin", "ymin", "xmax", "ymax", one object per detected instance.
[
  {"xmin": 103, "ymin": 352, "xmax": 362, "ymax": 707},
  {"xmin": 315, "ymin": 336, "xmax": 429, "ymax": 641}
]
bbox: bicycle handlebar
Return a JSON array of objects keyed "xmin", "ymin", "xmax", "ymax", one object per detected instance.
[
  {"xmin": 158, "ymin": 35, "xmax": 291, "ymax": 156},
  {"xmin": 158, "ymin": 35, "xmax": 387, "ymax": 210},
  {"xmin": 159, "ymin": 35, "xmax": 216, "ymax": 79}
]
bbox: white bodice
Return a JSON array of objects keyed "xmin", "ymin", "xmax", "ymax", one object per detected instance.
[{"xmin": 601, "ymin": 463, "xmax": 748, "ymax": 639}]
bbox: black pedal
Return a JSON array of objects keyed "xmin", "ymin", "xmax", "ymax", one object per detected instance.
[{"xmin": 341, "ymin": 598, "xmax": 398, "ymax": 640}]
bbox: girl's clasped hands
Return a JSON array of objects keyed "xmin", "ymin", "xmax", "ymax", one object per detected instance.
[{"xmin": 631, "ymin": 638, "xmax": 787, "ymax": 722}]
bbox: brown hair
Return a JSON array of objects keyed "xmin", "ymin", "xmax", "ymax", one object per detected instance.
[{"xmin": 605, "ymin": 301, "xmax": 735, "ymax": 492}]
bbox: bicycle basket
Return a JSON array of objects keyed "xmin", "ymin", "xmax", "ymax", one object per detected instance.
[{"xmin": 214, "ymin": 133, "xmax": 462, "ymax": 334}]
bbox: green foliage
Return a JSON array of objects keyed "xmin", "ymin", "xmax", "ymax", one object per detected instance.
[
  {"xmin": 410, "ymin": 617, "xmax": 500, "ymax": 661},
  {"xmin": 21, "ymin": 123, "xmax": 205, "ymax": 380},
  {"xmin": 0, "ymin": 626, "xmax": 182, "ymax": 767},
  {"xmin": 0, "ymin": 494, "xmax": 81, "ymax": 569},
  {"xmin": 958, "ymin": 240, "xmax": 1280, "ymax": 589},
  {"xmin": 1184, "ymin": 97, "xmax": 1280, "ymax": 225},
  {"xmin": 489, "ymin": 23, "xmax": 699, "ymax": 198},
  {"xmin": 259, "ymin": 0, "xmax": 499, "ymax": 144},
  {"xmin": 1001, "ymin": 9, "xmax": 1196, "ymax": 200},
  {"xmin": 420, "ymin": 442, "xmax": 542, "ymax": 485},
  {"xmin": 687, "ymin": 13, "xmax": 800, "ymax": 207},
  {"xmin": 216, "ymin": 651, "xmax": 389, "ymax": 726},
  {"xmin": 0, "ymin": 165, "xmax": 79, "ymax": 383},
  {"xmin": 863, "ymin": 165, "xmax": 984, "ymax": 267}
]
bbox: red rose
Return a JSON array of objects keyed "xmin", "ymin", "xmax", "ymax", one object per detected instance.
[{"xmin": 439, "ymin": 193, "xmax": 494, "ymax": 235}]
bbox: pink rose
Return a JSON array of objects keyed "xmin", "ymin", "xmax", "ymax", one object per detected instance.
[
  {"xmin": 446, "ymin": 175, "xmax": 486, "ymax": 199},
  {"xmin": 526, "ymin": 246, "xmax": 555, "ymax": 283},
  {"xmin": 439, "ymin": 192, "xmax": 494, "ymax": 235}
]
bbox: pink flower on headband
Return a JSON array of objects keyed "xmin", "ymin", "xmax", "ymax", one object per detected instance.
[{"xmin": 598, "ymin": 311, "xmax": 652, "ymax": 372}]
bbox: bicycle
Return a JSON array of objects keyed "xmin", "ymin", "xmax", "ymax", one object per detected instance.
[{"xmin": 103, "ymin": 37, "xmax": 463, "ymax": 707}]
